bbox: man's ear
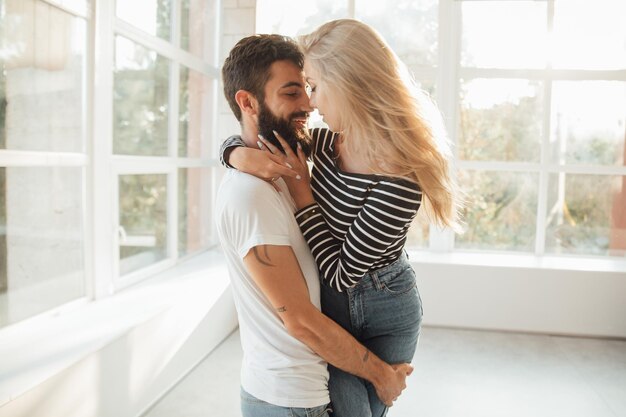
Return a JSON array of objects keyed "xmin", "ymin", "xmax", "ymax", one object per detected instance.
[{"xmin": 235, "ymin": 90, "xmax": 259, "ymax": 117}]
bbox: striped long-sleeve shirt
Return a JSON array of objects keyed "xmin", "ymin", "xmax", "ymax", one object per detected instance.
[{"xmin": 219, "ymin": 128, "xmax": 422, "ymax": 292}]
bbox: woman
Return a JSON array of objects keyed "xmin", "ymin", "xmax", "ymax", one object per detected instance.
[{"xmin": 221, "ymin": 19, "xmax": 459, "ymax": 417}]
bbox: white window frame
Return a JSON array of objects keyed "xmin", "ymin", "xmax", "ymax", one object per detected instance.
[
  {"xmin": 0, "ymin": 0, "xmax": 94, "ymax": 320},
  {"xmin": 437, "ymin": 0, "xmax": 626, "ymax": 259},
  {"xmin": 91, "ymin": 0, "xmax": 222, "ymax": 296}
]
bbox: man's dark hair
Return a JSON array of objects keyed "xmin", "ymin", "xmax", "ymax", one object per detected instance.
[{"xmin": 222, "ymin": 35, "xmax": 304, "ymax": 122}]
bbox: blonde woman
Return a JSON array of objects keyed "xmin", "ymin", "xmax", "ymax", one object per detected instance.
[{"xmin": 221, "ymin": 19, "xmax": 459, "ymax": 417}]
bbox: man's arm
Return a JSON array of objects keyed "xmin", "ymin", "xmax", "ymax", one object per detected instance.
[{"xmin": 243, "ymin": 244, "xmax": 412, "ymax": 406}]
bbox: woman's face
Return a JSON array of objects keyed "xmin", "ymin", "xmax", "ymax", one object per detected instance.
[{"xmin": 304, "ymin": 59, "xmax": 341, "ymax": 131}]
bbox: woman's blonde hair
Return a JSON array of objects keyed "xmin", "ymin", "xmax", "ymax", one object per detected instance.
[{"xmin": 298, "ymin": 19, "xmax": 461, "ymax": 230}]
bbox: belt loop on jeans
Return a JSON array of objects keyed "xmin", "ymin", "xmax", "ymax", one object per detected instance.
[{"xmin": 370, "ymin": 271, "xmax": 384, "ymax": 291}]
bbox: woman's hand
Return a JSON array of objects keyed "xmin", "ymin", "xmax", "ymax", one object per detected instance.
[
  {"xmin": 229, "ymin": 140, "xmax": 299, "ymax": 183},
  {"xmin": 258, "ymin": 131, "xmax": 315, "ymax": 209}
]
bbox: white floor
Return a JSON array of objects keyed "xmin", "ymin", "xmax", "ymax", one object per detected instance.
[{"xmin": 143, "ymin": 327, "xmax": 626, "ymax": 417}]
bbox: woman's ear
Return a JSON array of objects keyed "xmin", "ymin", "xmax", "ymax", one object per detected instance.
[{"xmin": 235, "ymin": 90, "xmax": 259, "ymax": 117}]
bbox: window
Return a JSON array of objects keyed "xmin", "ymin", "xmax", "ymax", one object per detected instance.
[
  {"xmin": 0, "ymin": 0, "xmax": 88, "ymax": 327},
  {"xmin": 256, "ymin": 0, "xmax": 626, "ymax": 259},
  {"xmin": 112, "ymin": 0, "xmax": 217, "ymax": 286},
  {"xmin": 0, "ymin": 0, "xmax": 219, "ymax": 329},
  {"xmin": 457, "ymin": 0, "xmax": 626, "ymax": 257}
]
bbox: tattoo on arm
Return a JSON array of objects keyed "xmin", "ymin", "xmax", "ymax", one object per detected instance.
[
  {"xmin": 252, "ymin": 246, "xmax": 275, "ymax": 267},
  {"xmin": 363, "ymin": 349, "xmax": 370, "ymax": 363},
  {"xmin": 276, "ymin": 306, "xmax": 287, "ymax": 313}
]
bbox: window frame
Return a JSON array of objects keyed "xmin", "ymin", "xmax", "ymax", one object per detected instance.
[
  {"xmin": 92, "ymin": 0, "xmax": 221, "ymax": 296},
  {"xmin": 429, "ymin": 0, "xmax": 626, "ymax": 257}
]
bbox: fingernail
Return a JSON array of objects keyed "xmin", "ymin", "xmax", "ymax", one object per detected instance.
[
  {"xmin": 257, "ymin": 141, "xmax": 263, "ymax": 149},
  {"xmin": 296, "ymin": 175, "xmax": 301, "ymax": 180},
  {"xmin": 257, "ymin": 134, "xmax": 265, "ymax": 141},
  {"xmin": 297, "ymin": 142, "xmax": 302, "ymax": 149},
  {"xmin": 272, "ymin": 129, "xmax": 279, "ymax": 136},
  {"xmin": 285, "ymin": 162, "xmax": 293, "ymax": 169}
]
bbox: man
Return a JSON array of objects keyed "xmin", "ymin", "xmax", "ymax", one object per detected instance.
[{"xmin": 215, "ymin": 34, "xmax": 412, "ymax": 416}]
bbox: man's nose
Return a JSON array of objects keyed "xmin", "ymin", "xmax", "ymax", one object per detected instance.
[{"xmin": 299, "ymin": 93, "xmax": 314, "ymax": 112}]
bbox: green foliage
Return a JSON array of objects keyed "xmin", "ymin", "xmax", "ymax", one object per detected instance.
[{"xmin": 119, "ymin": 174, "xmax": 167, "ymax": 261}]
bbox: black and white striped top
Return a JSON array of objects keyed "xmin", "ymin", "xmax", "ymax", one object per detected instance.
[{"xmin": 220, "ymin": 128, "xmax": 422, "ymax": 292}]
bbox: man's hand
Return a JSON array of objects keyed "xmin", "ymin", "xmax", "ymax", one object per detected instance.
[{"xmin": 373, "ymin": 363, "xmax": 414, "ymax": 406}]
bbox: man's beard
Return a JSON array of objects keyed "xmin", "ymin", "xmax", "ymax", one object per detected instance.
[{"xmin": 257, "ymin": 101, "xmax": 312, "ymax": 157}]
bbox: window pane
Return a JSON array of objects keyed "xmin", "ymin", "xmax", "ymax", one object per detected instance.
[
  {"xmin": 546, "ymin": 174, "xmax": 626, "ymax": 257},
  {"xmin": 356, "ymin": 0, "xmax": 438, "ymax": 68},
  {"xmin": 1, "ymin": 2, "xmax": 86, "ymax": 152},
  {"xmin": 0, "ymin": 167, "xmax": 85, "ymax": 327},
  {"xmin": 179, "ymin": 67, "xmax": 212, "ymax": 157},
  {"xmin": 256, "ymin": 0, "xmax": 348, "ymax": 37},
  {"xmin": 178, "ymin": 168, "xmax": 211, "ymax": 257},
  {"xmin": 119, "ymin": 174, "xmax": 168, "ymax": 276},
  {"xmin": 550, "ymin": 81, "xmax": 626, "ymax": 166},
  {"xmin": 456, "ymin": 170, "xmax": 538, "ymax": 252},
  {"xmin": 116, "ymin": 0, "xmax": 171, "ymax": 41},
  {"xmin": 459, "ymin": 79, "xmax": 543, "ymax": 162},
  {"xmin": 405, "ymin": 210, "xmax": 430, "ymax": 249},
  {"xmin": 181, "ymin": 0, "xmax": 206, "ymax": 55},
  {"xmin": 114, "ymin": 36, "xmax": 169, "ymax": 156},
  {"xmin": 461, "ymin": 1, "xmax": 547, "ymax": 69},
  {"xmin": 553, "ymin": 0, "xmax": 626, "ymax": 70}
]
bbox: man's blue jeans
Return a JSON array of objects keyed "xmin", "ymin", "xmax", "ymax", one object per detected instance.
[
  {"xmin": 240, "ymin": 388, "xmax": 332, "ymax": 417},
  {"xmin": 321, "ymin": 252, "xmax": 423, "ymax": 417}
]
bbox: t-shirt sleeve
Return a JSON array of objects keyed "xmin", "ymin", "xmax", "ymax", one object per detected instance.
[{"xmin": 220, "ymin": 177, "xmax": 292, "ymax": 258}]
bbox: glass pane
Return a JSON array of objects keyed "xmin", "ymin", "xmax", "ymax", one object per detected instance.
[
  {"xmin": 550, "ymin": 81, "xmax": 626, "ymax": 166},
  {"xmin": 256, "ymin": 0, "xmax": 348, "ymax": 37},
  {"xmin": 179, "ymin": 67, "xmax": 212, "ymax": 157},
  {"xmin": 405, "ymin": 210, "xmax": 430, "ymax": 249},
  {"xmin": 119, "ymin": 174, "xmax": 168, "ymax": 276},
  {"xmin": 46, "ymin": 0, "xmax": 89, "ymax": 14},
  {"xmin": 178, "ymin": 168, "xmax": 211, "ymax": 257},
  {"xmin": 181, "ymin": 0, "xmax": 206, "ymax": 54},
  {"xmin": 356, "ymin": 0, "xmax": 438, "ymax": 68},
  {"xmin": 116, "ymin": 0, "xmax": 171, "ymax": 41},
  {"xmin": 0, "ymin": 2, "xmax": 86, "ymax": 152},
  {"xmin": 461, "ymin": 1, "xmax": 547, "ymax": 69},
  {"xmin": 459, "ymin": 79, "xmax": 543, "ymax": 162},
  {"xmin": 0, "ymin": 167, "xmax": 84, "ymax": 327},
  {"xmin": 553, "ymin": 0, "xmax": 626, "ymax": 70},
  {"xmin": 114, "ymin": 36, "xmax": 169, "ymax": 156},
  {"xmin": 546, "ymin": 174, "xmax": 626, "ymax": 257},
  {"xmin": 456, "ymin": 170, "xmax": 538, "ymax": 252}
]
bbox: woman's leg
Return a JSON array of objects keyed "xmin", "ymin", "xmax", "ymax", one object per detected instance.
[
  {"xmin": 362, "ymin": 261, "xmax": 423, "ymax": 417},
  {"xmin": 321, "ymin": 282, "xmax": 372, "ymax": 417}
]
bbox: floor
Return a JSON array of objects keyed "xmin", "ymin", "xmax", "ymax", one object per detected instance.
[{"xmin": 143, "ymin": 327, "xmax": 626, "ymax": 417}]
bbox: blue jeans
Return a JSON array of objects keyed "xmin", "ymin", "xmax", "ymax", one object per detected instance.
[
  {"xmin": 240, "ymin": 388, "xmax": 332, "ymax": 417},
  {"xmin": 321, "ymin": 253, "xmax": 423, "ymax": 417}
]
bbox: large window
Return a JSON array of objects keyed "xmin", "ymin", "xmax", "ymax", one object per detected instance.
[
  {"xmin": 0, "ymin": 0, "xmax": 219, "ymax": 328},
  {"xmin": 257, "ymin": 0, "xmax": 626, "ymax": 259},
  {"xmin": 112, "ymin": 0, "xmax": 217, "ymax": 287}
]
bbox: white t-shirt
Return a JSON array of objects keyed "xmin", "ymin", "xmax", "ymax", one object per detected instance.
[{"xmin": 215, "ymin": 169, "xmax": 330, "ymax": 408}]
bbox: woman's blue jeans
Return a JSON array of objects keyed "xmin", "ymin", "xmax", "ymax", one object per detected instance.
[{"xmin": 321, "ymin": 252, "xmax": 423, "ymax": 417}]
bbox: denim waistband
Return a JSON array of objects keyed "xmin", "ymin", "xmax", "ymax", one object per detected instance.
[
  {"xmin": 367, "ymin": 251, "xmax": 410, "ymax": 278},
  {"xmin": 345, "ymin": 252, "xmax": 412, "ymax": 292}
]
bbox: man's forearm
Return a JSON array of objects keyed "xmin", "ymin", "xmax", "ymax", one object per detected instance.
[{"xmin": 288, "ymin": 306, "xmax": 390, "ymax": 387}]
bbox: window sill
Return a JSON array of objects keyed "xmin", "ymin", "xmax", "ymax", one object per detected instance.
[
  {"xmin": 406, "ymin": 249, "xmax": 626, "ymax": 273},
  {"xmin": 0, "ymin": 250, "xmax": 230, "ymax": 407}
]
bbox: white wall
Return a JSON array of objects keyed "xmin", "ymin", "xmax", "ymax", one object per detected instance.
[
  {"xmin": 412, "ymin": 254, "xmax": 626, "ymax": 338},
  {"xmin": 0, "ymin": 261, "xmax": 238, "ymax": 417}
]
